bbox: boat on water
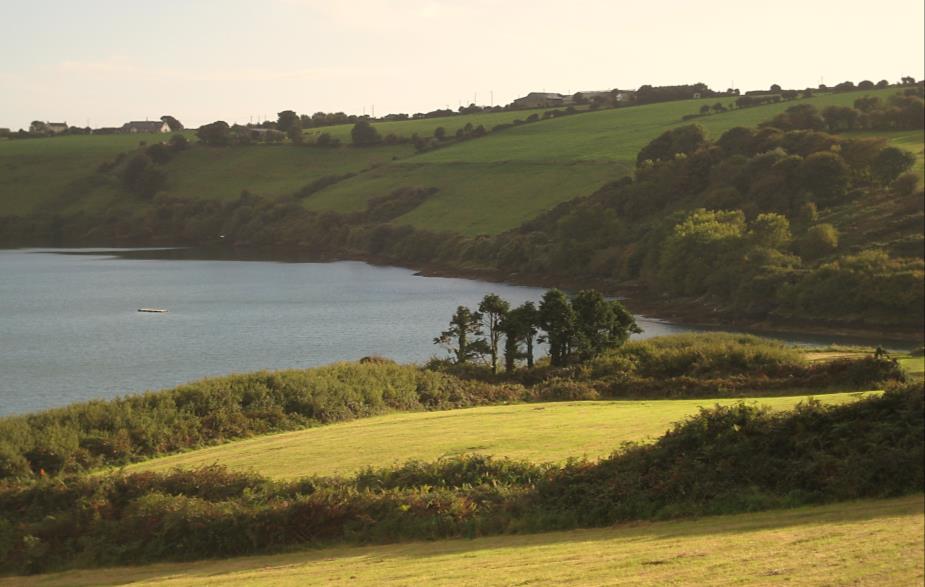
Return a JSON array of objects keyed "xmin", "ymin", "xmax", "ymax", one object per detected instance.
[{"xmin": 137, "ymin": 308, "xmax": 168, "ymax": 313}]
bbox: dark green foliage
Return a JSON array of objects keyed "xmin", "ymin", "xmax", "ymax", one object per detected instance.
[
  {"xmin": 196, "ymin": 121, "xmax": 231, "ymax": 146},
  {"xmin": 120, "ymin": 154, "xmax": 167, "ymax": 199},
  {"xmin": 276, "ymin": 110, "xmax": 300, "ymax": 133},
  {"xmin": 350, "ymin": 120, "xmax": 381, "ymax": 146},
  {"xmin": 636, "ymin": 124, "xmax": 708, "ymax": 165},
  {"xmin": 500, "ymin": 302, "xmax": 539, "ymax": 371},
  {"xmin": 434, "ymin": 306, "xmax": 488, "ymax": 365},
  {"xmin": 478, "ymin": 294, "xmax": 510, "ymax": 374},
  {"xmin": 571, "ymin": 290, "xmax": 640, "ymax": 361},
  {"xmin": 538, "ymin": 289, "xmax": 575, "ymax": 366},
  {"xmin": 799, "ymin": 151, "xmax": 851, "ymax": 205},
  {"xmin": 799, "ymin": 223, "xmax": 839, "ymax": 259},
  {"xmin": 761, "ymin": 92, "xmax": 924, "ymax": 132},
  {"xmin": 872, "ymin": 146, "xmax": 917, "ymax": 184},
  {"xmin": 1, "ymin": 386, "xmax": 920, "ymax": 574},
  {"xmin": 0, "ymin": 363, "xmax": 511, "ymax": 481},
  {"xmin": 537, "ymin": 384, "xmax": 924, "ymax": 525},
  {"xmin": 160, "ymin": 115, "xmax": 184, "ymax": 132}
]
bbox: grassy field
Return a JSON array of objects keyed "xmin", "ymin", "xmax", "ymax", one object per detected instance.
[
  {"xmin": 303, "ymin": 88, "xmax": 911, "ymax": 234},
  {"xmin": 2, "ymin": 87, "xmax": 918, "ymax": 237},
  {"xmin": 302, "ymin": 107, "xmax": 554, "ymax": 142},
  {"xmin": 164, "ymin": 143, "xmax": 411, "ymax": 202},
  {"xmin": 0, "ymin": 132, "xmax": 186, "ymax": 216},
  {"xmin": 302, "ymin": 160, "xmax": 630, "ymax": 235},
  {"xmin": 126, "ymin": 392, "xmax": 873, "ymax": 479},
  {"xmin": 6, "ymin": 494, "xmax": 921, "ymax": 586}
]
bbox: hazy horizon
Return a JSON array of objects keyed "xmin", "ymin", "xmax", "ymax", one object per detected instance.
[{"xmin": 2, "ymin": 0, "xmax": 923, "ymax": 130}]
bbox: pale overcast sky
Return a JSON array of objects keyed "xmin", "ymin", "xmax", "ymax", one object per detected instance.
[{"xmin": 1, "ymin": 0, "xmax": 923, "ymax": 129}]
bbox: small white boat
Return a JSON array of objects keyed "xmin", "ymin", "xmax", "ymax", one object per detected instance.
[{"xmin": 137, "ymin": 308, "xmax": 168, "ymax": 313}]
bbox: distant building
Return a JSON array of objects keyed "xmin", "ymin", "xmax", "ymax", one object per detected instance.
[
  {"xmin": 0, "ymin": 128, "xmax": 10, "ymax": 137},
  {"xmin": 46, "ymin": 122, "xmax": 69, "ymax": 134},
  {"xmin": 511, "ymin": 92, "xmax": 567, "ymax": 108},
  {"xmin": 612, "ymin": 90, "xmax": 635, "ymax": 103},
  {"xmin": 121, "ymin": 120, "xmax": 170, "ymax": 133}
]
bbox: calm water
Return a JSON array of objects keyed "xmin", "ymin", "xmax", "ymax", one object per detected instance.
[{"xmin": 0, "ymin": 249, "xmax": 903, "ymax": 416}]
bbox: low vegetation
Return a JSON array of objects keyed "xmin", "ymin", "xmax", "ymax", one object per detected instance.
[
  {"xmin": 0, "ymin": 333, "xmax": 906, "ymax": 481},
  {"xmin": 3, "ymin": 495, "xmax": 920, "ymax": 586},
  {"xmin": 127, "ymin": 392, "xmax": 874, "ymax": 480},
  {"xmin": 1, "ymin": 385, "xmax": 920, "ymax": 574}
]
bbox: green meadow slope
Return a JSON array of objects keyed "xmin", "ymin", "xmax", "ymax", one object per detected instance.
[
  {"xmin": 127, "ymin": 392, "xmax": 873, "ymax": 479},
  {"xmin": 303, "ymin": 87, "xmax": 912, "ymax": 235},
  {"xmin": 1, "ymin": 87, "xmax": 915, "ymax": 237},
  {"xmin": 5, "ymin": 495, "xmax": 921, "ymax": 586}
]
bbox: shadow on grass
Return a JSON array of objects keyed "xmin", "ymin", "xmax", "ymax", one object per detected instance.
[{"xmin": 5, "ymin": 494, "xmax": 922, "ymax": 587}]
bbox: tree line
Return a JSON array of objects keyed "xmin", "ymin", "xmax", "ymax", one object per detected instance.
[{"xmin": 435, "ymin": 289, "xmax": 640, "ymax": 372}]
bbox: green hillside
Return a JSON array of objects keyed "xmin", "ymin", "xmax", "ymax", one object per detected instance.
[
  {"xmin": 303, "ymin": 88, "xmax": 909, "ymax": 235},
  {"xmin": 302, "ymin": 106, "xmax": 552, "ymax": 142},
  {"xmin": 1, "ymin": 87, "xmax": 914, "ymax": 237},
  {"xmin": 126, "ymin": 392, "xmax": 873, "ymax": 479},
  {"xmin": 0, "ymin": 133, "xmax": 185, "ymax": 216},
  {"xmin": 5, "ymin": 495, "xmax": 921, "ymax": 586}
]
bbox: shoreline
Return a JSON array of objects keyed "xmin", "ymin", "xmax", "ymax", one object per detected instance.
[{"xmin": 11, "ymin": 243, "xmax": 923, "ymax": 346}]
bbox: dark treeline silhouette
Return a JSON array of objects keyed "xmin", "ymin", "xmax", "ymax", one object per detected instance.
[{"xmin": 435, "ymin": 289, "xmax": 640, "ymax": 372}]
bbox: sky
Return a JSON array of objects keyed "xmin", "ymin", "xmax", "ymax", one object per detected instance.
[{"xmin": 1, "ymin": 0, "xmax": 923, "ymax": 129}]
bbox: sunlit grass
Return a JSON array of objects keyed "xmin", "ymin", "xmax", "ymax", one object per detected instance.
[
  {"xmin": 126, "ymin": 392, "xmax": 874, "ymax": 479},
  {"xmin": 6, "ymin": 495, "xmax": 921, "ymax": 586}
]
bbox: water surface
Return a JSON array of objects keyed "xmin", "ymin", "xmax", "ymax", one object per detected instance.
[{"xmin": 0, "ymin": 249, "xmax": 899, "ymax": 416}]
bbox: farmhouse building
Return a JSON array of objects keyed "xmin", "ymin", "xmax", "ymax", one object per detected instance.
[
  {"xmin": 121, "ymin": 121, "xmax": 170, "ymax": 133},
  {"xmin": 511, "ymin": 92, "xmax": 567, "ymax": 108},
  {"xmin": 46, "ymin": 122, "xmax": 69, "ymax": 134}
]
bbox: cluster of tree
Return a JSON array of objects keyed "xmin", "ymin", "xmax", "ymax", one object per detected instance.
[
  {"xmin": 634, "ymin": 83, "xmax": 725, "ymax": 104},
  {"xmin": 117, "ymin": 134, "xmax": 188, "ymax": 198},
  {"xmin": 435, "ymin": 290, "xmax": 639, "ymax": 372},
  {"xmin": 761, "ymin": 93, "xmax": 925, "ymax": 133}
]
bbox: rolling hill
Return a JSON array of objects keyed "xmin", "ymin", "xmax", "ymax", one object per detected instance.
[
  {"xmin": 1, "ymin": 87, "xmax": 916, "ymax": 237},
  {"xmin": 125, "ymin": 392, "xmax": 874, "ymax": 479}
]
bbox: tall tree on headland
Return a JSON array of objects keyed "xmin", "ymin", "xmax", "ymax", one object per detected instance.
[
  {"xmin": 434, "ymin": 306, "xmax": 487, "ymax": 365},
  {"xmin": 478, "ymin": 294, "xmax": 510, "ymax": 374}
]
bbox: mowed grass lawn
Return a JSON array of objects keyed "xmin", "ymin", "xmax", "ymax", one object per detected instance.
[
  {"xmin": 7, "ymin": 495, "xmax": 922, "ymax": 586},
  {"xmin": 126, "ymin": 392, "xmax": 873, "ymax": 479}
]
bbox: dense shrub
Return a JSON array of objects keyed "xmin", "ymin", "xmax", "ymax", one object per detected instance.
[
  {"xmin": 0, "ymin": 363, "xmax": 513, "ymax": 481},
  {"xmin": 1, "ymin": 386, "xmax": 920, "ymax": 574}
]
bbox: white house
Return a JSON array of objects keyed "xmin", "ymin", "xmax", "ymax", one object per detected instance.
[{"xmin": 121, "ymin": 121, "xmax": 170, "ymax": 133}]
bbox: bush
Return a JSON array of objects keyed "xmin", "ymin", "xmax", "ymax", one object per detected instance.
[
  {"xmin": 800, "ymin": 223, "xmax": 839, "ymax": 259},
  {"xmin": 0, "ymin": 363, "xmax": 494, "ymax": 480},
  {"xmin": 1, "ymin": 385, "xmax": 920, "ymax": 574}
]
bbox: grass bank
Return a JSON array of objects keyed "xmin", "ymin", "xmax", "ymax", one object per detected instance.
[
  {"xmin": 126, "ymin": 392, "xmax": 875, "ymax": 479},
  {"xmin": 2, "ymin": 495, "xmax": 920, "ymax": 586}
]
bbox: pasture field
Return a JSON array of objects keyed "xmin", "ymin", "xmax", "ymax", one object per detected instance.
[
  {"xmin": 163, "ymin": 143, "xmax": 411, "ymax": 202},
  {"xmin": 303, "ymin": 87, "xmax": 910, "ymax": 234},
  {"xmin": 127, "ymin": 391, "xmax": 873, "ymax": 479},
  {"xmin": 301, "ymin": 106, "xmax": 554, "ymax": 142},
  {"xmin": 2, "ymin": 87, "xmax": 917, "ymax": 237},
  {"xmin": 302, "ymin": 160, "xmax": 630, "ymax": 235},
  {"xmin": 5, "ymin": 494, "xmax": 921, "ymax": 586},
  {"xmin": 0, "ymin": 132, "xmax": 187, "ymax": 216}
]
